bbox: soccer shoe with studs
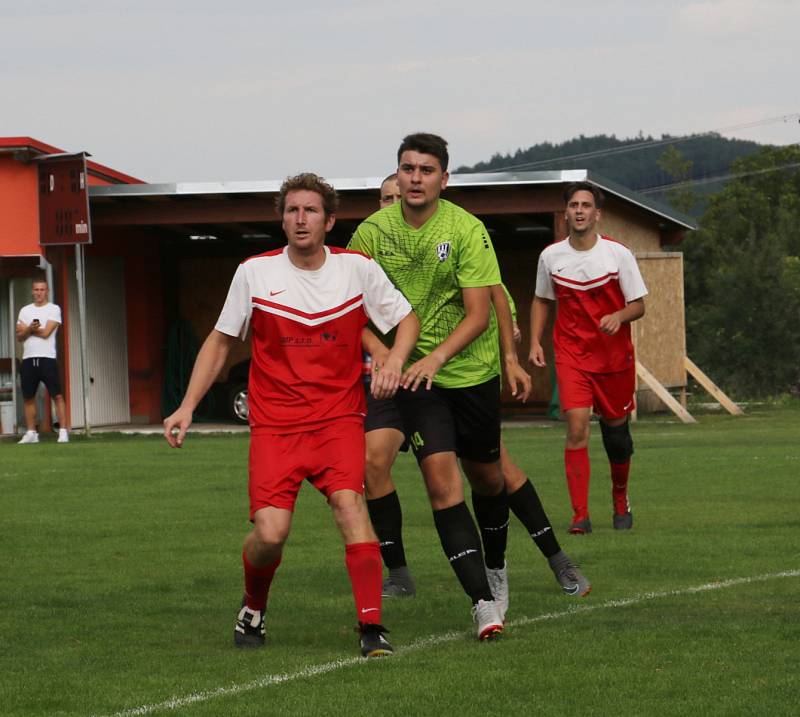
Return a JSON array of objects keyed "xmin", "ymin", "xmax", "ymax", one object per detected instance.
[
  {"xmin": 568, "ymin": 517, "xmax": 592, "ymax": 534},
  {"xmin": 553, "ymin": 561, "xmax": 592, "ymax": 597},
  {"xmin": 18, "ymin": 431, "xmax": 39, "ymax": 444},
  {"xmin": 234, "ymin": 603, "xmax": 265, "ymax": 648},
  {"xmin": 613, "ymin": 511, "xmax": 633, "ymax": 530},
  {"xmin": 358, "ymin": 623, "xmax": 393, "ymax": 658},
  {"xmin": 471, "ymin": 599, "xmax": 504, "ymax": 641},
  {"xmin": 485, "ymin": 562, "xmax": 509, "ymax": 622},
  {"xmin": 381, "ymin": 577, "xmax": 416, "ymax": 598}
]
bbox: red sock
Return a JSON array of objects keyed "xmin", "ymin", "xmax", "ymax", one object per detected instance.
[
  {"xmin": 345, "ymin": 542, "xmax": 382, "ymax": 625},
  {"xmin": 565, "ymin": 447, "xmax": 591, "ymax": 521},
  {"xmin": 610, "ymin": 461, "xmax": 631, "ymax": 515},
  {"xmin": 243, "ymin": 550, "xmax": 281, "ymax": 611}
]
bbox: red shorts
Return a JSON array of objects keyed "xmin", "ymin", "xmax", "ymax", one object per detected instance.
[
  {"xmin": 556, "ymin": 362, "xmax": 636, "ymax": 420},
  {"xmin": 248, "ymin": 418, "xmax": 365, "ymax": 518}
]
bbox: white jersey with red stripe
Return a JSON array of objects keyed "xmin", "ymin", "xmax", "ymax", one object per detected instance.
[
  {"xmin": 215, "ymin": 245, "xmax": 412, "ymax": 432},
  {"xmin": 535, "ymin": 235, "xmax": 648, "ymax": 373}
]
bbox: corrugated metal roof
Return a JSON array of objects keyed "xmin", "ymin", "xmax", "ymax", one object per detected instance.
[{"xmin": 89, "ymin": 169, "xmax": 696, "ymax": 230}]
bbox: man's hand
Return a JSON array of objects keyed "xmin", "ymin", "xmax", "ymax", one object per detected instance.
[
  {"xmin": 504, "ymin": 359, "xmax": 532, "ymax": 402},
  {"xmin": 401, "ymin": 352, "xmax": 445, "ymax": 392},
  {"xmin": 529, "ymin": 342, "xmax": 546, "ymax": 368},
  {"xmin": 163, "ymin": 406, "xmax": 193, "ymax": 448},
  {"xmin": 371, "ymin": 353, "xmax": 403, "ymax": 400},
  {"xmin": 599, "ymin": 312, "xmax": 622, "ymax": 335}
]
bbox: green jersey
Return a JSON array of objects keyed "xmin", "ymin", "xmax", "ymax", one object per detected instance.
[{"xmin": 349, "ymin": 199, "xmax": 501, "ymax": 388}]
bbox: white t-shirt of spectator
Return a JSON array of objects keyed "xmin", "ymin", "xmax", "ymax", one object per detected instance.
[{"xmin": 18, "ymin": 302, "xmax": 62, "ymax": 359}]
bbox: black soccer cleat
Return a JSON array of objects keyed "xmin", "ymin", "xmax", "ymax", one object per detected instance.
[
  {"xmin": 358, "ymin": 622, "xmax": 393, "ymax": 658},
  {"xmin": 234, "ymin": 602, "xmax": 265, "ymax": 649},
  {"xmin": 613, "ymin": 511, "xmax": 633, "ymax": 530}
]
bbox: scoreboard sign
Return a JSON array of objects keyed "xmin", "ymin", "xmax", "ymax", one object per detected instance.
[{"xmin": 37, "ymin": 153, "xmax": 92, "ymax": 246}]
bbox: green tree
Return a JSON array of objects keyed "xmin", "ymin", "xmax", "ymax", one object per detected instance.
[
  {"xmin": 657, "ymin": 146, "xmax": 695, "ymax": 213},
  {"xmin": 684, "ymin": 146, "xmax": 800, "ymax": 397}
]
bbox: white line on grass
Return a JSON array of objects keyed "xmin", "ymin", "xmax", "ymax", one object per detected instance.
[{"xmin": 98, "ymin": 569, "xmax": 800, "ymax": 717}]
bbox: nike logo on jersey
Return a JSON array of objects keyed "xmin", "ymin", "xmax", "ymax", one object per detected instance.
[
  {"xmin": 623, "ymin": 400, "xmax": 633, "ymax": 410},
  {"xmin": 360, "ymin": 607, "xmax": 379, "ymax": 614},
  {"xmin": 269, "ymin": 290, "xmax": 286, "ymax": 296}
]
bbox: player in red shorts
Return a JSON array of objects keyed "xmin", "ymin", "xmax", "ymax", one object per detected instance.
[
  {"xmin": 530, "ymin": 182, "xmax": 647, "ymax": 533},
  {"xmin": 163, "ymin": 173, "xmax": 418, "ymax": 657}
]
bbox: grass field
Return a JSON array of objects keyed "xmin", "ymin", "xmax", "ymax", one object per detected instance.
[{"xmin": 2, "ymin": 404, "xmax": 799, "ymax": 716}]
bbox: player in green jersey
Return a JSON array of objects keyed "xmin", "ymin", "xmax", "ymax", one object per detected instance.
[
  {"xmin": 359, "ymin": 160, "xmax": 591, "ymax": 614},
  {"xmin": 351, "ymin": 133, "xmax": 507, "ymax": 639}
]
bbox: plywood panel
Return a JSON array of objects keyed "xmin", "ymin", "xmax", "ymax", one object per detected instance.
[{"xmin": 632, "ymin": 253, "xmax": 686, "ymax": 388}]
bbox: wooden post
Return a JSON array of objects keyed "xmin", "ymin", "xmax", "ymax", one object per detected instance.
[
  {"xmin": 684, "ymin": 356, "xmax": 743, "ymax": 416},
  {"xmin": 636, "ymin": 361, "xmax": 697, "ymax": 424}
]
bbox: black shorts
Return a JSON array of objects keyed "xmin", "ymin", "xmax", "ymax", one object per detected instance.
[
  {"xmin": 21, "ymin": 357, "xmax": 62, "ymax": 400},
  {"xmin": 364, "ymin": 391, "xmax": 410, "ymax": 452},
  {"xmin": 394, "ymin": 376, "xmax": 501, "ymax": 464}
]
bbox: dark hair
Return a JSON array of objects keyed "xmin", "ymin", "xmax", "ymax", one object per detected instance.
[
  {"xmin": 380, "ymin": 172, "xmax": 398, "ymax": 186},
  {"xmin": 275, "ymin": 173, "xmax": 339, "ymax": 216},
  {"xmin": 32, "ymin": 277, "xmax": 48, "ymax": 287},
  {"xmin": 563, "ymin": 181, "xmax": 605, "ymax": 208},
  {"xmin": 397, "ymin": 133, "xmax": 449, "ymax": 172}
]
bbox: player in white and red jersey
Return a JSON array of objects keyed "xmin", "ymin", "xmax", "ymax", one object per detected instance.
[
  {"xmin": 530, "ymin": 182, "xmax": 647, "ymax": 534},
  {"xmin": 163, "ymin": 173, "xmax": 418, "ymax": 658}
]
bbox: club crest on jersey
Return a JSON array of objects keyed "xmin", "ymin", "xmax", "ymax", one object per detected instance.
[{"xmin": 436, "ymin": 242, "xmax": 451, "ymax": 262}]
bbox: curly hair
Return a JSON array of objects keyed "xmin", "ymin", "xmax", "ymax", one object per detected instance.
[{"xmin": 275, "ymin": 173, "xmax": 339, "ymax": 216}]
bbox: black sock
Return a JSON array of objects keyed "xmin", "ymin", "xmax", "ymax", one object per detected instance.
[
  {"xmin": 366, "ymin": 491, "xmax": 407, "ymax": 569},
  {"xmin": 471, "ymin": 487, "xmax": 509, "ymax": 570},
  {"xmin": 508, "ymin": 479, "xmax": 561, "ymax": 558},
  {"xmin": 433, "ymin": 502, "xmax": 493, "ymax": 604}
]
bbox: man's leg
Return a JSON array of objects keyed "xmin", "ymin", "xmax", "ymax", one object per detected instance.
[
  {"xmin": 462, "ymin": 457, "xmax": 510, "ymax": 618},
  {"xmin": 364, "ymin": 427, "xmax": 415, "ymax": 596},
  {"xmin": 54, "ymin": 395, "xmax": 69, "ymax": 442},
  {"xmin": 600, "ymin": 416, "xmax": 634, "ymax": 529},
  {"xmin": 421, "ymin": 453, "xmax": 496, "ymax": 600},
  {"xmin": 328, "ymin": 489, "xmax": 392, "ymax": 657},
  {"xmin": 564, "ymin": 407, "xmax": 592, "ymax": 533},
  {"xmin": 23, "ymin": 398, "xmax": 37, "ymax": 432},
  {"xmin": 236, "ymin": 506, "xmax": 291, "ymax": 648},
  {"xmin": 501, "ymin": 443, "xmax": 591, "ymax": 596}
]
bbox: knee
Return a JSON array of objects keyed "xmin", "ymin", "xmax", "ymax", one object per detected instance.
[
  {"xmin": 600, "ymin": 419, "xmax": 634, "ymax": 463},
  {"xmin": 252, "ymin": 519, "xmax": 289, "ymax": 552},
  {"xmin": 330, "ymin": 491, "xmax": 366, "ymax": 522},
  {"xmin": 365, "ymin": 451, "xmax": 393, "ymax": 487},
  {"xmin": 566, "ymin": 423, "xmax": 590, "ymax": 447}
]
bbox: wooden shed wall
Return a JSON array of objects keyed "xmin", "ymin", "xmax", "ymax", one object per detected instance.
[{"xmin": 632, "ymin": 252, "xmax": 686, "ymax": 411}]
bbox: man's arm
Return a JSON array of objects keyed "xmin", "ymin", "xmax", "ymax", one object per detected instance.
[
  {"xmin": 33, "ymin": 320, "xmax": 60, "ymax": 339},
  {"xmin": 490, "ymin": 284, "xmax": 531, "ymax": 402},
  {"xmin": 528, "ymin": 296, "xmax": 553, "ymax": 367},
  {"xmin": 402, "ymin": 286, "xmax": 491, "ymax": 391},
  {"xmin": 371, "ymin": 311, "xmax": 419, "ymax": 399},
  {"xmin": 15, "ymin": 320, "xmax": 30, "ymax": 342},
  {"xmin": 163, "ymin": 329, "xmax": 237, "ymax": 447},
  {"xmin": 599, "ymin": 298, "xmax": 645, "ymax": 335}
]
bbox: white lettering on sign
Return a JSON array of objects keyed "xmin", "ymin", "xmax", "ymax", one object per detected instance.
[{"xmin": 76, "ymin": 221, "xmax": 88, "ymax": 234}]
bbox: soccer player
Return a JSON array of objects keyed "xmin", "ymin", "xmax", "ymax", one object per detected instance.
[
  {"xmin": 379, "ymin": 173, "xmax": 402, "ymax": 208},
  {"xmin": 15, "ymin": 279, "xmax": 69, "ymax": 444},
  {"xmin": 163, "ymin": 173, "xmax": 419, "ymax": 658},
  {"xmin": 350, "ymin": 133, "xmax": 507, "ymax": 638},
  {"xmin": 364, "ymin": 174, "xmax": 591, "ymax": 601},
  {"xmin": 530, "ymin": 182, "xmax": 647, "ymax": 533}
]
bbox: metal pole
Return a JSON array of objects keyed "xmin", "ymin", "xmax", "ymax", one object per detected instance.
[
  {"xmin": 75, "ymin": 244, "xmax": 91, "ymax": 436},
  {"xmin": 9, "ymin": 279, "xmax": 17, "ymax": 434}
]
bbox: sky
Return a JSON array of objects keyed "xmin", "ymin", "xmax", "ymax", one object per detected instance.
[{"xmin": 2, "ymin": 0, "xmax": 798, "ymax": 184}]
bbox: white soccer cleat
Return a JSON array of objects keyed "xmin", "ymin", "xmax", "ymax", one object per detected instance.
[
  {"xmin": 18, "ymin": 430, "xmax": 39, "ymax": 445},
  {"xmin": 471, "ymin": 599, "xmax": 504, "ymax": 641},
  {"xmin": 57, "ymin": 429, "xmax": 69, "ymax": 443},
  {"xmin": 485, "ymin": 562, "xmax": 509, "ymax": 622}
]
